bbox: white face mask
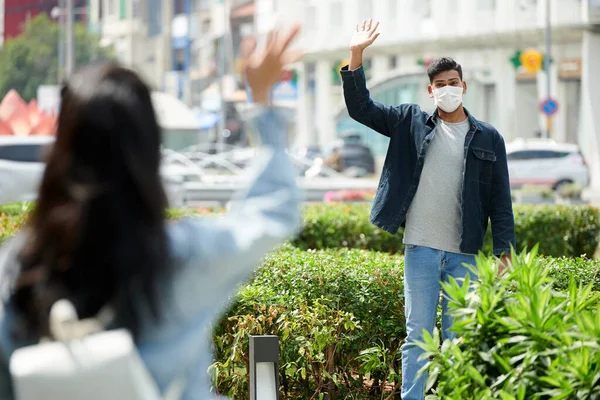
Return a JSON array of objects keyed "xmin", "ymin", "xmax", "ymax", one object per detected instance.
[{"xmin": 432, "ymin": 85, "xmax": 464, "ymax": 113}]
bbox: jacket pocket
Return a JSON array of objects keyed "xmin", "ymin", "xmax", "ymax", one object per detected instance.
[{"xmin": 471, "ymin": 147, "xmax": 496, "ymax": 184}]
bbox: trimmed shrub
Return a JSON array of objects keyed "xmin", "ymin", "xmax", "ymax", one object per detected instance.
[
  {"xmin": 212, "ymin": 246, "xmax": 405, "ymax": 399},
  {"xmin": 295, "ymin": 203, "xmax": 600, "ymax": 258},
  {"xmin": 211, "ymin": 247, "xmax": 600, "ymax": 399},
  {"xmin": 3, "ymin": 202, "xmax": 599, "ymax": 257}
]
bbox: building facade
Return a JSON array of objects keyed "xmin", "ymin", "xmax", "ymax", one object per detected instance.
[
  {"xmin": 87, "ymin": 0, "xmax": 173, "ymax": 91},
  {"xmin": 256, "ymin": 0, "xmax": 600, "ymax": 189}
]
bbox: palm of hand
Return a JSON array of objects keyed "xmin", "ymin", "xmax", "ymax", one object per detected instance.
[
  {"xmin": 350, "ymin": 31, "xmax": 373, "ymax": 50},
  {"xmin": 350, "ymin": 19, "xmax": 380, "ymax": 51}
]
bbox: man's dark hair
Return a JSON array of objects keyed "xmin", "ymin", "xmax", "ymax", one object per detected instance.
[{"xmin": 427, "ymin": 57, "xmax": 463, "ymax": 83}]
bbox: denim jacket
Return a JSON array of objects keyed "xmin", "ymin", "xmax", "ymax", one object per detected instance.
[
  {"xmin": 0, "ymin": 108, "xmax": 301, "ymax": 400},
  {"xmin": 341, "ymin": 65, "xmax": 515, "ymax": 255}
]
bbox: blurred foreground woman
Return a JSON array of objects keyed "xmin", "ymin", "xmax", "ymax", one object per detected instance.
[{"xmin": 0, "ymin": 25, "xmax": 303, "ymax": 400}]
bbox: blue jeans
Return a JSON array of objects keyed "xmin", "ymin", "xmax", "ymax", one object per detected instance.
[{"xmin": 401, "ymin": 245, "xmax": 477, "ymax": 400}]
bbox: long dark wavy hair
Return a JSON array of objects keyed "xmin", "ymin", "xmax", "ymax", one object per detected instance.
[{"xmin": 11, "ymin": 64, "xmax": 169, "ymax": 339}]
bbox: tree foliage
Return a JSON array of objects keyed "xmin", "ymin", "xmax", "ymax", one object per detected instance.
[{"xmin": 0, "ymin": 13, "xmax": 114, "ymax": 101}]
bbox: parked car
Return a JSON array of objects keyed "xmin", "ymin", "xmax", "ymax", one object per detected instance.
[
  {"xmin": 0, "ymin": 136, "xmax": 53, "ymax": 204},
  {"xmin": 0, "ymin": 136, "xmax": 187, "ymax": 207},
  {"xmin": 506, "ymin": 139, "xmax": 589, "ymax": 190}
]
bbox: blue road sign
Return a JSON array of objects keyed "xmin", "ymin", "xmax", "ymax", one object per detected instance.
[{"xmin": 539, "ymin": 98, "xmax": 559, "ymax": 116}]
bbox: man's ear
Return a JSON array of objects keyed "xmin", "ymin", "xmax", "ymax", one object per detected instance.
[
  {"xmin": 428, "ymin": 84, "xmax": 434, "ymax": 99},
  {"xmin": 462, "ymin": 81, "xmax": 467, "ymax": 95}
]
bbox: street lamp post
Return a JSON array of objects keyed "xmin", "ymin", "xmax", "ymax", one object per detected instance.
[
  {"xmin": 65, "ymin": 0, "xmax": 74, "ymax": 77},
  {"xmin": 57, "ymin": 0, "xmax": 65, "ymax": 83},
  {"xmin": 544, "ymin": 0, "xmax": 552, "ymax": 138},
  {"xmin": 52, "ymin": 2, "xmax": 86, "ymax": 80}
]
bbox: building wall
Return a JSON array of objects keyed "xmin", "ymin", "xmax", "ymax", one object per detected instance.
[
  {"xmin": 255, "ymin": 0, "xmax": 586, "ymax": 160},
  {"xmin": 88, "ymin": 0, "xmax": 171, "ymax": 90}
]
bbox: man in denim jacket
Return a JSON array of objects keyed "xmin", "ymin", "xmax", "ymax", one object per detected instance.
[{"xmin": 340, "ymin": 20, "xmax": 516, "ymax": 400}]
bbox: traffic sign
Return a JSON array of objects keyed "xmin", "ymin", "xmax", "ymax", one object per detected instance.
[
  {"xmin": 539, "ymin": 97, "xmax": 559, "ymax": 116},
  {"xmin": 520, "ymin": 48, "xmax": 544, "ymax": 73}
]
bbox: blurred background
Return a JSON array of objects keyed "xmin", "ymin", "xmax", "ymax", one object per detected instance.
[{"xmin": 0, "ymin": 0, "xmax": 599, "ymax": 208}]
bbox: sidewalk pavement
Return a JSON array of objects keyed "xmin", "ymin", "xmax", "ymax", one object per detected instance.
[{"xmin": 583, "ymin": 188, "xmax": 600, "ymax": 207}]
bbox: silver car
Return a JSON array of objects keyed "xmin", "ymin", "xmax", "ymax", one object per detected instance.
[
  {"xmin": 506, "ymin": 139, "xmax": 589, "ymax": 190},
  {"xmin": 0, "ymin": 136, "xmax": 186, "ymax": 207}
]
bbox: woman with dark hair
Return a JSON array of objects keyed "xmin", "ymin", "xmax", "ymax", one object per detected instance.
[{"xmin": 0, "ymin": 25, "xmax": 303, "ymax": 399}]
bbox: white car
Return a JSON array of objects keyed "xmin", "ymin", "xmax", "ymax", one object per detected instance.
[
  {"xmin": 506, "ymin": 139, "xmax": 589, "ymax": 190},
  {"xmin": 0, "ymin": 136, "xmax": 186, "ymax": 207},
  {"xmin": 0, "ymin": 136, "xmax": 53, "ymax": 204}
]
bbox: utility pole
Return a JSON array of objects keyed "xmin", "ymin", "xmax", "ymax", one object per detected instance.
[
  {"xmin": 65, "ymin": 0, "xmax": 74, "ymax": 78},
  {"xmin": 58, "ymin": 0, "xmax": 65, "ymax": 83},
  {"xmin": 218, "ymin": 0, "xmax": 230, "ymax": 145},
  {"xmin": 544, "ymin": 0, "xmax": 552, "ymax": 138}
]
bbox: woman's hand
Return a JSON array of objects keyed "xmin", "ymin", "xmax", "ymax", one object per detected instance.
[{"xmin": 240, "ymin": 24, "xmax": 303, "ymax": 104}]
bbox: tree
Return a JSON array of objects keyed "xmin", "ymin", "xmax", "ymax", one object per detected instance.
[{"xmin": 0, "ymin": 13, "xmax": 114, "ymax": 101}]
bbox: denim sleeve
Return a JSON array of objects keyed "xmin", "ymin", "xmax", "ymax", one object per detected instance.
[
  {"xmin": 166, "ymin": 108, "xmax": 301, "ymax": 316},
  {"xmin": 490, "ymin": 134, "xmax": 516, "ymax": 256},
  {"xmin": 340, "ymin": 65, "xmax": 406, "ymax": 137}
]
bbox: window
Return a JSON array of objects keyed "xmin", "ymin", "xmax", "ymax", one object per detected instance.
[
  {"xmin": 305, "ymin": 6, "xmax": 317, "ymax": 31},
  {"xmin": 507, "ymin": 151, "xmax": 536, "ymax": 161},
  {"xmin": 330, "ymin": 1, "xmax": 343, "ymax": 27},
  {"xmin": 358, "ymin": 0, "xmax": 372, "ymax": 20},
  {"xmin": 107, "ymin": 0, "xmax": 116, "ymax": 16},
  {"xmin": 175, "ymin": 48, "xmax": 185, "ymax": 71},
  {"xmin": 519, "ymin": 0, "xmax": 538, "ymax": 11},
  {"xmin": 477, "ymin": 0, "xmax": 496, "ymax": 11},
  {"xmin": 0, "ymin": 145, "xmax": 45, "ymax": 163},
  {"xmin": 119, "ymin": 0, "xmax": 127, "ymax": 19},
  {"xmin": 389, "ymin": 56, "xmax": 398, "ymax": 70},
  {"xmin": 448, "ymin": 0, "xmax": 459, "ymax": 13},
  {"xmin": 175, "ymin": 0, "xmax": 186, "ymax": 14},
  {"xmin": 132, "ymin": 0, "xmax": 142, "ymax": 19},
  {"xmin": 388, "ymin": 0, "xmax": 397, "ymax": 20},
  {"xmin": 507, "ymin": 150, "xmax": 570, "ymax": 161},
  {"xmin": 413, "ymin": 0, "xmax": 431, "ymax": 18}
]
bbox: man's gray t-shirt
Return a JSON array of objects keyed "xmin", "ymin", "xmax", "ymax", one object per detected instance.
[{"xmin": 403, "ymin": 118, "xmax": 471, "ymax": 254}]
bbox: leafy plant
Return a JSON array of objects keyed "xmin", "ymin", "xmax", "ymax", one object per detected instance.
[{"xmin": 418, "ymin": 246, "xmax": 600, "ymax": 399}]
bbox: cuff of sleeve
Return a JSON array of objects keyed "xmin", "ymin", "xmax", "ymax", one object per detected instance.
[
  {"xmin": 340, "ymin": 65, "xmax": 366, "ymax": 82},
  {"xmin": 253, "ymin": 107, "xmax": 287, "ymax": 148}
]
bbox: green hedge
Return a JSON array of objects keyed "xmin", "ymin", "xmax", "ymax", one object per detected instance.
[
  {"xmin": 3, "ymin": 202, "xmax": 599, "ymax": 258},
  {"xmin": 211, "ymin": 246, "xmax": 600, "ymax": 399},
  {"xmin": 294, "ymin": 203, "xmax": 600, "ymax": 258}
]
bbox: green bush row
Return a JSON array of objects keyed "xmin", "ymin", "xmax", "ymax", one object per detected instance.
[
  {"xmin": 3, "ymin": 202, "xmax": 599, "ymax": 258},
  {"xmin": 294, "ymin": 203, "xmax": 600, "ymax": 258},
  {"xmin": 210, "ymin": 246, "xmax": 600, "ymax": 399}
]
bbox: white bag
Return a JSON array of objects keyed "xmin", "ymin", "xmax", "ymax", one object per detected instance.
[{"xmin": 9, "ymin": 299, "xmax": 184, "ymax": 400}]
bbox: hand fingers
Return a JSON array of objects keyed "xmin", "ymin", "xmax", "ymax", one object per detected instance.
[
  {"xmin": 369, "ymin": 32, "xmax": 380, "ymax": 44},
  {"xmin": 239, "ymin": 36, "xmax": 257, "ymax": 60},
  {"xmin": 369, "ymin": 21, "xmax": 380, "ymax": 35},
  {"xmin": 361, "ymin": 20, "xmax": 366, "ymax": 31},
  {"xmin": 276, "ymin": 23, "xmax": 301, "ymax": 54},
  {"xmin": 355, "ymin": 23, "xmax": 359, "ymax": 32},
  {"xmin": 367, "ymin": 18, "xmax": 372, "ymax": 31},
  {"xmin": 266, "ymin": 29, "xmax": 279, "ymax": 50},
  {"xmin": 282, "ymin": 48, "xmax": 305, "ymax": 65}
]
